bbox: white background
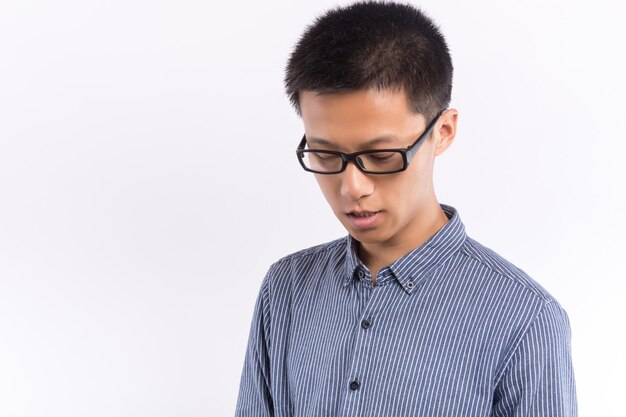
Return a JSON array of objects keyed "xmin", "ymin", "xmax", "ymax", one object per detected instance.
[{"xmin": 1, "ymin": 0, "xmax": 624, "ymax": 416}]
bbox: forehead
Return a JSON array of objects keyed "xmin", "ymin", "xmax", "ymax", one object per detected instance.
[{"xmin": 299, "ymin": 88, "xmax": 425, "ymax": 149}]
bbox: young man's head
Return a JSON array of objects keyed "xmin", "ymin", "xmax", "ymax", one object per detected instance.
[{"xmin": 285, "ymin": 1, "xmax": 459, "ymax": 256}]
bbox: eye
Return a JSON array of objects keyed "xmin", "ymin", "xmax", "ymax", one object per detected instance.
[
  {"xmin": 312, "ymin": 152, "xmax": 334, "ymax": 160},
  {"xmin": 366, "ymin": 152, "xmax": 397, "ymax": 163},
  {"xmin": 369, "ymin": 153, "xmax": 394, "ymax": 161},
  {"xmin": 358, "ymin": 152, "xmax": 404, "ymax": 172}
]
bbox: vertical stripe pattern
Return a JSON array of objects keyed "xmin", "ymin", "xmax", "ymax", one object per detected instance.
[{"xmin": 235, "ymin": 204, "xmax": 577, "ymax": 417}]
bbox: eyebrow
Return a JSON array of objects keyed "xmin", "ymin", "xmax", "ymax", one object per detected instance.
[{"xmin": 306, "ymin": 135, "xmax": 400, "ymax": 150}]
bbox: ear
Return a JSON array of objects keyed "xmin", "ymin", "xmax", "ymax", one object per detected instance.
[{"xmin": 433, "ymin": 108, "xmax": 458, "ymax": 156}]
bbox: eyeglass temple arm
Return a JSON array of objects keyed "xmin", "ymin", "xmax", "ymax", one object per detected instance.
[
  {"xmin": 297, "ymin": 135, "xmax": 307, "ymax": 150},
  {"xmin": 405, "ymin": 109, "xmax": 447, "ymax": 160}
]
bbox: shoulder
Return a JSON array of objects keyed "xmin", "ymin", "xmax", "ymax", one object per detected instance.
[
  {"xmin": 455, "ymin": 236, "xmax": 573, "ymax": 379},
  {"xmin": 458, "ymin": 236, "xmax": 559, "ymax": 305},
  {"xmin": 261, "ymin": 236, "xmax": 348, "ymax": 290},
  {"xmin": 275, "ymin": 236, "xmax": 347, "ymax": 265}
]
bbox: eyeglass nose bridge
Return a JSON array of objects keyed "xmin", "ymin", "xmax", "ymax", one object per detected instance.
[{"xmin": 339, "ymin": 153, "xmax": 369, "ymax": 173}]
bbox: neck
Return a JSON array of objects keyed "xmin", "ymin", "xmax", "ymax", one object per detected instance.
[{"xmin": 357, "ymin": 202, "xmax": 449, "ymax": 279}]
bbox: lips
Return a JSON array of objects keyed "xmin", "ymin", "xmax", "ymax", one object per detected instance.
[{"xmin": 346, "ymin": 210, "xmax": 382, "ymax": 229}]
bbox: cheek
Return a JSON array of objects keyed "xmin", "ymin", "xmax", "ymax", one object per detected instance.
[
  {"xmin": 314, "ymin": 176, "xmax": 340, "ymax": 204},
  {"xmin": 405, "ymin": 153, "xmax": 433, "ymax": 189},
  {"xmin": 383, "ymin": 167, "xmax": 428, "ymax": 210}
]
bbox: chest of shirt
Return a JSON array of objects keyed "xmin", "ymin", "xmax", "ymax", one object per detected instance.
[{"xmin": 268, "ymin": 269, "xmax": 531, "ymax": 417}]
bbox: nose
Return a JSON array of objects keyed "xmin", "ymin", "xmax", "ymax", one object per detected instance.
[{"xmin": 340, "ymin": 161, "xmax": 374, "ymax": 201}]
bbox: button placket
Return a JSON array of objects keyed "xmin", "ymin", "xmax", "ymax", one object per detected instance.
[{"xmin": 343, "ymin": 277, "xmax": 386, "ymax": 412}]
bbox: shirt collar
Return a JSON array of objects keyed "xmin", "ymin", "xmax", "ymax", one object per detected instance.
[{"xmin": 343, "ymin": 204, "xmax": 467, "ymax": 294}]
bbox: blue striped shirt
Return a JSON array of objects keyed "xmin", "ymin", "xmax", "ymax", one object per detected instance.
[{"xmin": 235, "ymin": 204, "xmax": 577, "ymax": 416}]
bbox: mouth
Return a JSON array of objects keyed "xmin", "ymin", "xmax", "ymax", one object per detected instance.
[
  {"xmin": 347, "ymin": 210, "xmax": 381, "ymax": 218},
  {"xmin": 345, "ymin": 210, "xmax": 382, "ymax": 229}
]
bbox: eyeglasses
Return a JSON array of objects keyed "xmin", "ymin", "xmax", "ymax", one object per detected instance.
[{"xmin": 296, "ymin": 109, "xmax": 446, "ymax": 174}]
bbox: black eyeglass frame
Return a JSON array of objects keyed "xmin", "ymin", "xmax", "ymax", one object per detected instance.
[{"xmin": 296, "ymin": 109, "xmax": 446, "ymax": 175}]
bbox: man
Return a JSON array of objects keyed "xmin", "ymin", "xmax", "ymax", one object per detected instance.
[{"xmin": 235, "ymin": 2, "xmax": 577, "ymax": 416}]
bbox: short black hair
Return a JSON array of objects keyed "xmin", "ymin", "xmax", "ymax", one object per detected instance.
[{"xmin": 284, "ymin": 1, "xmax": 453, "ymax": 121}]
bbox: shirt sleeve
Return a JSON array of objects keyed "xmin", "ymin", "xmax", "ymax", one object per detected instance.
[
  {"xmin": 234, "ymin": 274, "xmax": 274, "ymax": 417},
  {"xmin": 493, "ymin": 301, "xmax": 578, "ymax": 417}
]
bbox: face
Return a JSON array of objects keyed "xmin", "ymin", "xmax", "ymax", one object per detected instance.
[{"xmin": 299, "ymin": 88, "xmax": 457, "ymax": 251}]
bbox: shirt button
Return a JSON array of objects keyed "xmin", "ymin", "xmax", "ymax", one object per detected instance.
[
  {"xmin": 357, "ymin": 270, "xmax": 364, "ymax": 279},
  {"xmin": 361, "ymin": 319, "xmax": 372, "ymax": 330},
  {"xmin": 349, "ymin": 380, "xmax": 360, "ymax": 391},
  {"xmin": 406, "ymin": 280, "xmax": 414, "ymax": 289}
]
